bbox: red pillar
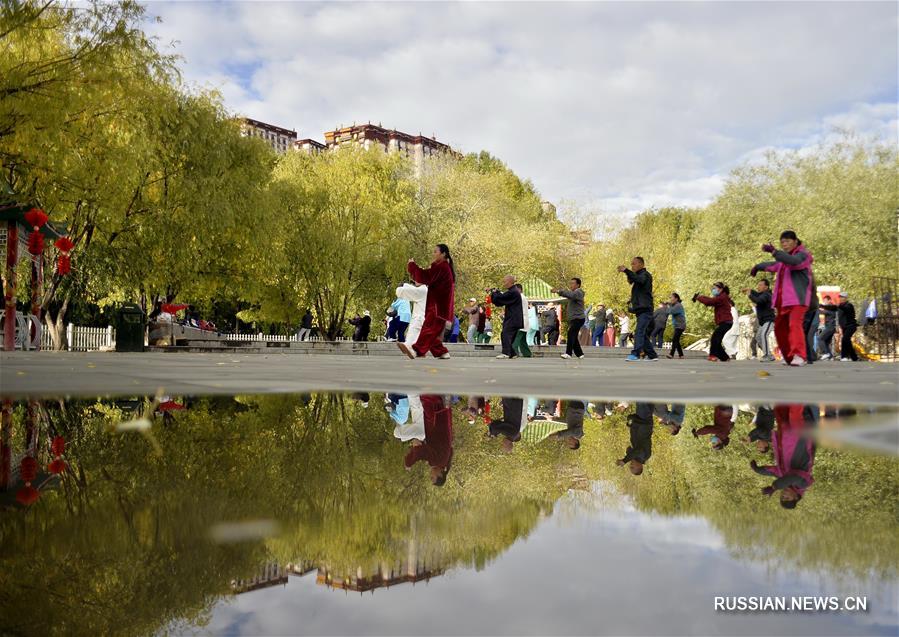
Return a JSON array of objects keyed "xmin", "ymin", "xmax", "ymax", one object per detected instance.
[
  {"xmin": 30, "ymin": 251, "xmax": 42, "ymax": 351},
  {"xmin": 3, "ymin": 221, "xmax": 18, "ymax": 351}
]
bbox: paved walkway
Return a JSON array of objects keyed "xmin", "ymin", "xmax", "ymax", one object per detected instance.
[{"xmin": 2, "ymin": 352, "xmax": 896, "ymax": 405}]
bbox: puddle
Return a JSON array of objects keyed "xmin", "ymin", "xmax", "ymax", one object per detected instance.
[{"xmin": 0, "ymin": 393, "xmax": 896, "ymax": 636}]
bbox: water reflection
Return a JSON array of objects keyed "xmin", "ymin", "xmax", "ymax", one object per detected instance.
[{"xmin": 0, "ymin": 393, "xmax": 896, "ymax": 635}]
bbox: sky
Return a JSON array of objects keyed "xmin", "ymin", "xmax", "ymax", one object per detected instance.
[{"xmin": 143, "ymin": 1, "xmax": 898, "ymax": 219}]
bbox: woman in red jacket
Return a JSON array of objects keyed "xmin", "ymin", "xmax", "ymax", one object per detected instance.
[
  {"xmin": 693, "ymin": 282, "xmax": 734, "ymax": 362},
  {"xmin": 399, "ymin": 244, "xmax": 456, "ymax": 360}
]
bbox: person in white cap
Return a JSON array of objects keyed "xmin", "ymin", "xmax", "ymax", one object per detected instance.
[{"xmin": 396, "ymin": 282, "xmax": 428, "ymax": 347}]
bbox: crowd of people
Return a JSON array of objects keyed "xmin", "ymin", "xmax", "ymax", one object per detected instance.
[
  {"xmin": 375, "ymin": 230, "xmax": 865, "ymax": 364},
  {"xmin": 382, "ymin": 392, "xmax": 818, "ymax": 510}
]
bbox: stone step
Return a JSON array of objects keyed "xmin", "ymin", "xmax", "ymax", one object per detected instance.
[{"xmin": 150, "ymin": 340, "xmax": 708, "ymax": 359}]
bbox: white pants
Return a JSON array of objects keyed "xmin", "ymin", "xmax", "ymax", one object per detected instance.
[{"xmin": 405, "ymin": 317, "xmax": 424, "ymax": 346}]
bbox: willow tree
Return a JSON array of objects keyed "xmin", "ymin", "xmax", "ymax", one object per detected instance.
[{"xmin": 252, "ymin": 146, "xmax": 417, "ymax": 337}]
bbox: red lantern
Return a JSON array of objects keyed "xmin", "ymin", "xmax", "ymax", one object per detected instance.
[
  {"xmin": 16, "ymin": 485, "xmax": 40, "ymax": 506},
  {"xmin": 27, "ymin": 232, "xmax": 44, "ymax": 255},
  {"xmin": 19, "ymin": 456, "xmax": 37, "ymax": 482},
  {"xmin": 16, "ymin": 456, "xmax": 40, "ymax": 506},
  {"xmin": 24, "ymin": 208, "xmax": 48, "ymax": 229},
  {"xmin": 51, "ymin": 436, "xmax": 65, "ymax": 456},
  {"xmin": 54, "ymin": 237, "xmax": 74, "ymax": 276},
  {"xmin": 48, "ymin": 436, "xmax": 67, "ymax": 474}
]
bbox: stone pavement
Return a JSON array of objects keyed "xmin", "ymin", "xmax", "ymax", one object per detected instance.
[{"xmin": 1, "ymin": 351, "xmax": 897, "ymax": 405}]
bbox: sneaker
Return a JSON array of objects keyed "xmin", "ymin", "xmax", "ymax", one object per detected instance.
[
  {"xmin": 643, "ymin": 356, "xmax": 659, "ymax": 362},
  {"xmin": 707, "ymin": 356, "xmax": 720, "ymax": 362},
  {"xmin": 577, "ymin": 354, "xmax": 585, "ymax": 359},
  {"xmin": 840, "ymin": 357, "xmax": 852, "ymax": 362},
  {"xmin": 819, "ymin": 354, "xmax": 832, "ymax": 360},
  {"xmin": 790, "ymin": 356, "xmax": 807, "ymax": 367},
  {"xmin": 560, "ymin": 353, "xmax": 571, "ymax": 359},
  {"xmin": 496, "ymin": 354, "xmax": 510, "ymax": 359},
  {"xmin": 397, "ymin": 343, "xmax": 417, "ymax": 360},
  {"xmin": 439, "ymin": 353, "xmax": 451, "ymax": 360},
  {"xmin": 625, "ymin": 354, "xmax": 640, "ymax": 362}
]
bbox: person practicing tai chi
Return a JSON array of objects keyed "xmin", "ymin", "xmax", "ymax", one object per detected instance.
[
  {"xmin": 395, "ymin": 281, "xmax": 428, "ymax": 348},
  {"xmin": 750, "ymin": 230, "xmax": 815, "ymax": 366},
  {"xmin": 693, "ymin": 282, "xmax": 735, "ymax": 362},
  {"xmin": 489, "ymin": 275, "xmax": 524, "ymax": 359},
  {"xmin": 742, "ymin": 279, "xmax": 776, "ymax": 362},
  {"xmin": 399, "ymin": 244, "xmax": 456, "ymax": 360},
  {"xmin": 556, "ymin": 277, "xmax": 586, "ymax": 359},
  {"xmin": 618, "ymin": 257, "xmax": 658, "ymax": 361}
]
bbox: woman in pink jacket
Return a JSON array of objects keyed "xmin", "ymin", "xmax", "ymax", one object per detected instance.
[{"xmin": 751, "ymin": 231, "xmax": 814, "ymax": 366}]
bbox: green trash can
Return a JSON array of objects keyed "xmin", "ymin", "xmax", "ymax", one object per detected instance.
[{"xmin": 115, "ymin": 303, "xmax": 145, "ymax": 352}]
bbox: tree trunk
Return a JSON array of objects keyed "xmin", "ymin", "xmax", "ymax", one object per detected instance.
[{"xmin": 46, "ymin": 294, "xmax": 70, "ymax": 351}]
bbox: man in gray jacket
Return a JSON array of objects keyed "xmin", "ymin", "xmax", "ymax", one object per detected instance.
[{"xmin": 556, "ymin": 278, "xmax": 586, "ymax": 359}]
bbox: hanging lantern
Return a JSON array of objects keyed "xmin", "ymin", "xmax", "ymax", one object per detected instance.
[
  {"xmin": 54, "ymin": 237, "xmax": 74, "ymax": 276},
  {"xmin": 24, "ymin": 209, "xmax": 49, "ymax": 255},
  {"xmin": 27, "ymin": 232, "xmax": 44, "ymax": 255},
  {"xmin": 24, "ymin": 208, "xmax": 48, "ymax": 230},
  {"xmin": 16, "ymin": 456, "xmax": 40, "ymax": 506},
  {"xmin": 48, "ymin": 436, "xmax": 66, "ymax": 474}
]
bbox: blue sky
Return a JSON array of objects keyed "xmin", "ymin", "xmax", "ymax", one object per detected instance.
[{"xmin": 145, "ymin": 1, "xmax": 898, "ymax": 220}]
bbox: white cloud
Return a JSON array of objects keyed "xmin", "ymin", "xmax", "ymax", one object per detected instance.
[{"xmin": 144, "ymin": 1, "xmax": 897, "ymax": 219}]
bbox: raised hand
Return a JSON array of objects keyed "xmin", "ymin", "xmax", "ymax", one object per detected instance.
[
  {"xmin": 616, "ymin": 265, "xmax": 627, "ymax": 273},
  {"xmin": 761, "ymin": 243, "xmax": 775, "ymax": 254},
  {"xmin": 749, "ymin": 266, "xmax": 759, "ymax": 277}
]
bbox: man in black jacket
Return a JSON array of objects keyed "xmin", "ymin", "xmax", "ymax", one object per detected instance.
[
  {"xmin": 821, "ymin": 292, "xmax": 859, "ymax": 361},
  {"xmin": 617, "ymin": 257, "xmax": 658, "ymax": 361},
  {"xmin": 490, "ymin": 275, "xmax": 524, "ymax": 359},
  {"xmin": 349, "ymin": 311, "xmax": 372, "ymax": 341},
  {"xmin": 617, "ymin": 402, "xmax": 654, "ymax": 475},
  {"xmin": 743, "ymin": 279, "xmax": 775, "ymax": 361}
]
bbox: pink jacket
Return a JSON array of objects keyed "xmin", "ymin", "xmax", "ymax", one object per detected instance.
[{"xmin": 755, "ymin": 245, "xmax": 814, "ymax": 308}]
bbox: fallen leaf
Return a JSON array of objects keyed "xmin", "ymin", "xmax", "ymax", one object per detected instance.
[
  {"xmin": 16, "ymin": 371, "xmax": 25, "ymax": 376},
  {"xmin": 757, "ymin": 370, "xmax": 771, "ymax": 378}
]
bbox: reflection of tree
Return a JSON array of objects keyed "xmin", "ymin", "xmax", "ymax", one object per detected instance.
[
  {"xmin": 579, "ymin": 404, "xmax": 899, "ymax": 582},
  {"xmin": 0, "ymin": 394, "xmax": 576, "ymax": 635},
  {"xmin": 2, "ymin": 397, "xmax": 896, "ymax": 635}
]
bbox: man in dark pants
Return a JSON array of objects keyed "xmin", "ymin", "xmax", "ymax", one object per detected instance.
[
  {"xmin": 617, "ymin": 402, "xmax": 654, "ymax": 475},
  {"xmin": 490, "ymin": 275, "xmax": 524, "ymax": 359},
  {"xmin": 556, "ymin": 278, "xmax": 586, "ymax": 359},
  {"xmin": 818, "ymin": 304, "xmax": 837, "ymax": 360},
  {"xmin": 744, "ymin": 279, "xmax": 775, "ymax": 361},
  {"xmin": 540, "ymin": 303, "xmax": 559, "ymax": 346},
  {"xmin": 821, "ymin": 292, "xmax": 859, "ymax": 361},
  {"xmin": 650, "ymin": 302, "xmax": 668, "ymax": 349},
  {"xmin": 618, "ymin": 257, "xmax": 658, "ymax": 361}
]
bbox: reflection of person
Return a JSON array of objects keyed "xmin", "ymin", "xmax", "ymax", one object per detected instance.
[
  {"xmin": 617, "ymin": 402, "xmax": 654, "ymax": 474},
  {"xmin": 654, "ymin": 403, "xmax": 685, "ymax": 435},
  {"xmin": 745, "ymin": 405, "xmax": 775, "ymax": 453},
  {"xmin": 751, "ymin": 230, "xmax": 814, "ymax": 366},
  {"xmin": 400, "ymin": 244, "xmax": 456, "ymax": 360},
  {"xmin": 691, "ymin": 404, "xmax": 737, "ymax": 450},
  {"xmin": 404, "ymin": 394, "xmax": 454, "ymax": 486},
  {"xmin": 552, "ymin": 400, "xmax": 585, "ymax": 449},
  {"xmin": 750, "ymin": 404, "xmax": 816, "ymax": 509},
  {"xmin": 488, "ymin": 397, "xmax": 524, "ymax": 453}
]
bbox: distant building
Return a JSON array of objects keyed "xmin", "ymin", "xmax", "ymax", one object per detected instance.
[
  {"xmin": 321, "ymin": 123, "xmax": 456, "ymax": 176},
  {"xmin": 294, "ymin": 138, "xmax": 326, "ymax": 154},
  {"xmin": 241, "ymin": 118, "xmax": 297, "ymax": 154}
]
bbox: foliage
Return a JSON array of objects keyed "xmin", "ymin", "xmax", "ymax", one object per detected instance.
[{"xmin": 579, "ymin": 137, "xmax": 899, "ymax": 334}]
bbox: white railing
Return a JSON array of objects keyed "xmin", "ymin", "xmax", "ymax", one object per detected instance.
[
  {"xmin": 222, "ymin": 332, "xmax": 350, "ymax": 343},
  {"xmin": 39, "ymin": 324, "xmax": 115, "ymax": 351}
]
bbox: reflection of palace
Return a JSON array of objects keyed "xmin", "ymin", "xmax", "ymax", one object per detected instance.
[{"xmin": 232, "ymin": 540, "xmax": 443, "ymax": 595}]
